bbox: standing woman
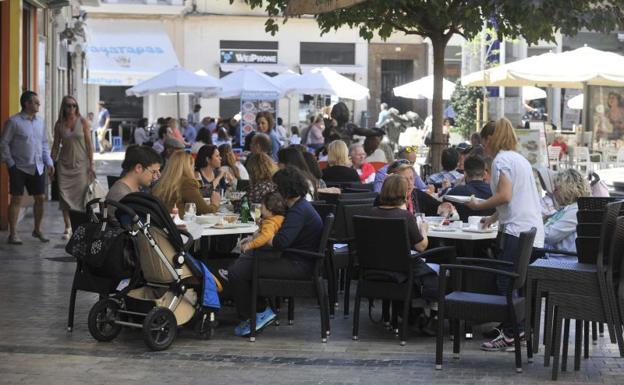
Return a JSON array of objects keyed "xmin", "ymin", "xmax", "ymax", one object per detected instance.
[
  {"xmin": 256, "ymin": 111, "xmax": 281, "ymax": 161},
  {"xmin": 51, "ymin": 95, "xmax": 94, "ymax": 239},
  {"xmin": 465, "ymin": 118, "xmax": 544, "ymax": 350}
]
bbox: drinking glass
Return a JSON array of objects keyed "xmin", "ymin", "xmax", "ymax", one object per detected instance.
[
  {"xmin": 250, "ymin": 204, "xmax": 262, "ymax": 223},
  {"xmin": 185, "ymin": 203, "xmax": 197, "ymax": 217}
]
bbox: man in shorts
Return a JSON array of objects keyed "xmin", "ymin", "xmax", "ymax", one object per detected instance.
[{"xmin": 0, "ymin": 91, "xmax": 55, "ymax": 244}]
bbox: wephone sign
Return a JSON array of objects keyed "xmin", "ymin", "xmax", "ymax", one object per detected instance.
[{"xmin": 220, "ymin": 49, "xmax": 278, "ymax": 64}]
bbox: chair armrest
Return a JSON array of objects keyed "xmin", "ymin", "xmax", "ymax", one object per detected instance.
[
  {"xmin": 457, "ymin": 257, "xmax": 514, "ymax": 267},
  {"xmin": 534, "ymin": 248, "xmax": 578, "ymax": 257},
  {"xmin": 283, "ymin": 248, "xmax": 325, "ymax": 260},
  {"xmin": 414, "ymin": 246, "xmax": 457, "ymax": 264},
  {"xmin": 328, "ymin": 236, "xmax": 355, "ymax": 243},
  {"xmin": 440, "ymin": 263, "xmax": 519, "ymax": 279}
]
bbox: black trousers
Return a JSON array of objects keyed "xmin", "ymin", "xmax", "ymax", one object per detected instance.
[{"xmin": 228, "ymin": 249, "xmax": 313, "ymax": 320}]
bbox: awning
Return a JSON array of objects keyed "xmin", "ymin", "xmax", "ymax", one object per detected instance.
[
  {"xmin": 219, "ymin": 63, "xmax": 290, "ymax": 74},
  {"xmin": 299, "ymin": 64, "xmax": 365, "ymax": 74},
  {"xmin": 85, "ymin": 19, "xmax": 180, "ymax": 86}
]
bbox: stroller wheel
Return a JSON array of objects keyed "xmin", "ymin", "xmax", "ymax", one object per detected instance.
[
  {"xmin": 143, "ymin": 307, "xmax": 177, "ymax": 351},
  {"xmin": 88, "ymin": 298, "xmax": 122, "ymax": 342}
]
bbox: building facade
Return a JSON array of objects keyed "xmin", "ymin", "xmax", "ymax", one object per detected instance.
[
  {"xmin": 0, "ymin": 0, "xmax": 92, "ymax": 229},
  {"xmin": 80, "ymin": 0, "xmax": 465, "ymax": 133}
]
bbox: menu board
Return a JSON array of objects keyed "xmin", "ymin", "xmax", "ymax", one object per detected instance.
[
  {"xmin": 239, "ymin": 92, "xmax": 278, "ymax": 146},
  {"xmin": 515, "ymin": 126, "xmax": 547, "ymax": 167}
]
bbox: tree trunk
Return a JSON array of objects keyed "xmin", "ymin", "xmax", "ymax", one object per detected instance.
[{"xmin": 430, "ymin": 34, "xmax": 450, "ymax": 172}]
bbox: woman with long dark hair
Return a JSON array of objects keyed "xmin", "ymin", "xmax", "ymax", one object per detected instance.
[
  {"xmin": 51, "ymin": 95, "xmax": 94, "ymax": 239},
  {"xmin": 277, "ymin": 147, "xmax": 317, "ymax": 199},
  {"xmin": 195, "ymin": 144, "xmax": 233, "ymax": 197}
]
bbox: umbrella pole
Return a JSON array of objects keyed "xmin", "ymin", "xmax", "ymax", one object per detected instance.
[{"xmin": 177, "ymin": 92, "xmax": 181, "ymax": 122}]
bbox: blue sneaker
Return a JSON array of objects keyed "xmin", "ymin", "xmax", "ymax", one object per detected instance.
[
  {"xmin": 255, "ymin": 308, "xmax": 276, "ymax": 332},
  {"xmin": 234, "ymin": 319, "xmax": 251, "ymax": 337}
]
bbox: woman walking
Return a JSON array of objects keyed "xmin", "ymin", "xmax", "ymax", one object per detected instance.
[{"xmin": 51, "ymin": 95, "xmax": 94, "ymax": 239}]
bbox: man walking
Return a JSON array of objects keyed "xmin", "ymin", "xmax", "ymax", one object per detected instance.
[
  {"xmin": 96, "ymin": 101, "xmax": 111, "ymax": 153},
  {"xmin": 187, "ymin": 103, "xmax": 201, "ymax": 127},
  {"xmin": 0, "ymin": 91, "xmax": 54, "ymax": 244}
]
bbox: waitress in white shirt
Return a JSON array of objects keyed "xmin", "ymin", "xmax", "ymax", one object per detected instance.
[{"xmin": 466, "ymin": 118, "xmax": 545, "ymax": 351}]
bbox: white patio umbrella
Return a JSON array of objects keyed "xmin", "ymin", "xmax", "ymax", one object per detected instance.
[
  {"xmin": 522, "ymin": 86, "xmax": 547, "ymax": 101},
  {"xmin": 218, "ymin": 67, "xmax": 283, "ymax": 98},
  {"xmin": 271, "ymin": 70, "xmax": 300, "ymax": 124},
  {"xmin": 567, "ymin": 93, "xmax": 584, "ymax": 110},
  {"xmin": 393, "ymin": 75, "xmax": 456, "ymax": 100},
  {"xmin": 126, "ymin": 66, "xmax": 222, "ymax": 119},
  {"xmin": 283, "ymin": 67, "xmax": 369, "ymax": 100},
  {"xmin": 271, "ymin": 69, "xmax": 300, "ymax": 88},
  {"xmin": 487, "ymin": 47, "xmax": 624, "ymax": 88}
]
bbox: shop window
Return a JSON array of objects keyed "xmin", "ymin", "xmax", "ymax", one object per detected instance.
[{"xmin": 300, "ymin": 42, "xmax": 355, "ymax": 65}]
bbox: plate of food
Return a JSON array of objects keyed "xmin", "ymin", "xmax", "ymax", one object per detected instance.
[{"xmin": 444, "ymin": 195, "xmax": 485, "ymax": 204}]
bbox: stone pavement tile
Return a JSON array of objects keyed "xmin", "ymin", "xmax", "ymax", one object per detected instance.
[{"xmin": 0, "ymin": 157, "xmax": 622, "ymax": 384}]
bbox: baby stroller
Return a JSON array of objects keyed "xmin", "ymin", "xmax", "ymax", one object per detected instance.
[{"xmin": 85, "ymin": 193, "xmax": 221, "ymax": 351}]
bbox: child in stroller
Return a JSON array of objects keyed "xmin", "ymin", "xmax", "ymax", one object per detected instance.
[{"xmin": 85, "ymin": 193, "xmax": 221, "ymax": 351}]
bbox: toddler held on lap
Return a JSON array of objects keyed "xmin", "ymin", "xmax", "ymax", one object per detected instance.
[{"xmin": 240, "ymin": 192, "xmax": 286, "ymax": 253}]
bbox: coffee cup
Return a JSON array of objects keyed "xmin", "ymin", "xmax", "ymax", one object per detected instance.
[{"xmin": 468, "ymin": 216, "xmax": 482, "ymax": 229}]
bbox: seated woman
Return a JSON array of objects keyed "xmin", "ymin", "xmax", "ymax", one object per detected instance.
[
  {"xmin": 246, "ymin": 152, "xmax": 277, "ymax": 204},
  {"xmin": 321, "ymin": 140, "xmax": 360, "ymax": 184},
  {"xmin": 277, "ymin": 147, "xmax": 318, "ymax": 200},
  {"xmin": 367, "ymin": 174, "xmax": 437, "ymax": 333},
  {"xmin": 195, "ymin": 144, "xmax": 234, "ymax": 197},
  {"xmin": 219, "ymin": 143, "xmax": 249, "ymax": 183},
  {"xmin": 228, "ymin": 166, "xmax": 324, "ymax": 336},
  {"xmin": 382, "ymin": 161, "xmax": 420, "ymax": 214},
  {"xmin": 544, "ymin": 168, "xmax": 591, "ymax": 260},
  {"xmin": 191, "ymin": 127, "xmax": 212, "ymax": 155},
  {"xmin": 152, "ymin": 151, "xmax": 220, "ymax": 217}
]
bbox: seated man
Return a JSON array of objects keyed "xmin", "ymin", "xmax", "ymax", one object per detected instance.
[
  {"xmin": 446, "ymin": 155, "xmax": 492, "ymax": 200},
  {"xmin": 426, "ymin": 147, "xmax": 463, "ymax": 192},
  {"xmin": 107, "ymin": 145, "xmax": 162, "ymax": 204}
]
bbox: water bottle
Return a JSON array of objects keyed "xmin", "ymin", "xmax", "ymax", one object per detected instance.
[{"xmin": 239, "ymin": 196, "xmax": 250, "ymax": 223}]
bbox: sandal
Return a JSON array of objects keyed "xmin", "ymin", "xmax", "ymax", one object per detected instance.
[{"xmin": 32, "ymin": 230, "xmax": 50, "ymax": 243}]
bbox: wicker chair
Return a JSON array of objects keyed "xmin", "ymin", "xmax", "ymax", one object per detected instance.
[
  {"xmin": 549, "ymin": 216, "xmax": 624, "ymax": 380},
  {"xmin": 526, "ymin": 199, "xmax": 624, "ymax": 366},
  {"xmin": 248, "ymin": 214, "xmax": 334, "ymax": 342},
  {"xmin": 351, "ymin": 215, "xmax": 457, "ymax": 345},
  {"xmin": 435, "ymin": 228, "xmax": 537, "ymax": 373}
]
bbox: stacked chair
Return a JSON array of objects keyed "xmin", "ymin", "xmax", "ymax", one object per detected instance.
[{"xmin": 525, "ymin": 198, "xmax": 624, "ymax": 380}]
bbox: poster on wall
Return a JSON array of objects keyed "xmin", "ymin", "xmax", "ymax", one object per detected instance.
[
  {"xmin": 239, "ymin": 92, "xmax": 278, "ymax": 146},
  {"xmin": 588, "ymin": 85, "xmax": 624, "ymax": 142},
  {"xmin": 515, "ymin": 126, "xmax": 547, "ymax": 167}
]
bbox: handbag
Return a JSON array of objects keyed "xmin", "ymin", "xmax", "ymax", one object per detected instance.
[
  {"xmin": 84, "ymin": 178, "xmax": 107, "ymax": 205},
  {"xmin": 66, "ymin": 220, "xmax": 135, "ymax": 280}
]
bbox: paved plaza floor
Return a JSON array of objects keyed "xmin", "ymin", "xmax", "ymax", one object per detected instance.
[{"xmin": 0, "ymin": 158, "xmax": 622, "ymax": 384}]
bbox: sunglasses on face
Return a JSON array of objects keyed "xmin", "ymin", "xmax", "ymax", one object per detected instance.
[
  {"xmin": 404, "ymin": 146, "xmax": 418, "ymax": 153},
  {"xmin": 65, "ymin": 104, "xmax": 77, "ymax": 108}
]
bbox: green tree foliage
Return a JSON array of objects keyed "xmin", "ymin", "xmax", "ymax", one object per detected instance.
[
  {"xmin": 234, "ymin": 0, "xmax": 624, "ymax": 169},
  {"xmin": 450, "ymin": 81, "xmax": 483, "ymax": 140}
]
